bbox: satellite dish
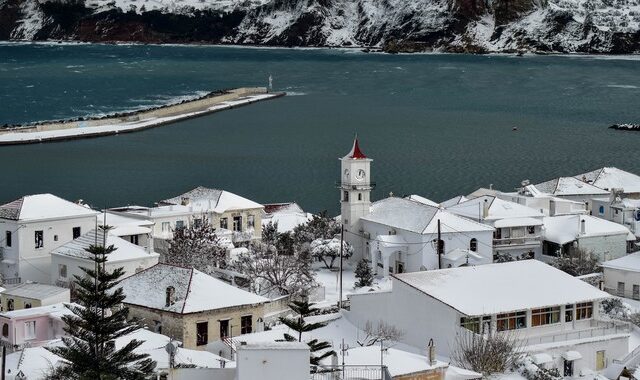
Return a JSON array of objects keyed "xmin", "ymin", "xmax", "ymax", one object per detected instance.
[
  {"xmin": 165, "ymin": 341, "xmax": 178, "ymax": 356},
  {"xmin": 635, "ymin": 209, "xmax": 640, "ymax": 221}
]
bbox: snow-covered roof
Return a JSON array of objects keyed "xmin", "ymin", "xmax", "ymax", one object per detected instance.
[
  {"xmin": 392, "ymin": 260, "xmax": 610, "ymax": 316},
  {"xmin": 262, "ymin": 202, "xmax": 312, "ymax": 233},
  {"xmin": 601, "ymin": 252, "xmax": 640, "ymax": 273},
  {"xmin": 0, "ymin": 302, "xmax": 75, "ymax": 320},
  {"xmin": 2, "ymin": 283, "xmax": 69, "ymax": 301},
  {"xmin": 341, "ymin": 346, "xmax": 447, "ymax": 377},
  {"xmin": 466, "ymin": 188, "xmax": 500, "ymax": 199},
  {"xmin": 543, "ymin": 215, "xmax": 633, "ymax": 245},
  {"xmin": 362, "ymin": 197, "xmax": 493, "ymax": 235},
  {"xmin": 406, "ymin": 195, "xmax": 439, "ymax": 207},
  {"xmin": 494, "ymin": 217, "xmax": 544, "ymax": 228},
  {"xmin": 446, "ymin": 196, "xmax": 544, "ymax": 221},
  {"xmin": 120, "ymin": 263, "xmax": 268, "ymax": 314},
  {"xmin": 0, "ymin": 194, "xmax": 99, "ymax": 221},
  {"xmin": 160, "ymin": 186, "xmax": 263, "ymax": 213},
  {"xmin": 51, "ymin": 229, "xmax": 159, "ymax": 263},
  {"xmin": 440, "ymin": 195, "xmax": 469, "ymax": 208},
  {"xmin": 4, "ymin": 346, "xmax": 64, "ymax": 380},
  {"xmin": 575, "ymin": 167, "xmax": 640, "ymax": 193},
  {"xmin": 532, "ymin": 177, "xmax": 609, "ymax": 196},
  {"xmin": 100, "ymin": 211, "xmax": 153, "ymax": 236}
]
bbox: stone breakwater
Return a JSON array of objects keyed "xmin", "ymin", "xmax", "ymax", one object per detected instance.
[
  {"xmin": 0, "ymin": 87, "xmax": 285, "ymax": 145},
  {"xmin": 610, "ymin": 124, "xmax": 640, "ymax": 131}
]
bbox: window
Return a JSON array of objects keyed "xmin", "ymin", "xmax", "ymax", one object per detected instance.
[
  {"xmin": 220, "ymin": 218, "xmax": 228, "ymax": 230},
  {"xmin": 576, "ymin": 302, "xmax": 593, "ymax": 320},
  {"xmin": 58, "ymin": 264, "xmax": 67, "ymax": 279},
  {"xmin": 175, "ymin": 220, "xmax": 185, "ymax": 230},
  {"xmin": 599, "ymin": 206, "xmax": 605, "ymax": 215},
  {"xmin": 233, "ymin": 216, "xmax": 242, "ymax": 232},
  {"xmin": 5, "ymin": 231, "xmax": 11, "ymax": 247},
  {"xmin": 219, "ymin": 319, "xmax": 229, "ymax": 339},
  {"xmin": 618, "ymin": 282, "xmax": 625, "ymax": 297},
  {"xmin": 161, "ymin": 222, "xmax": 170, "ymax": 232},
  {"xmin": 24, "ymin": 303, "xmax": 31, "ymax": 309},
  {"xmin": 343, "ymin": 191, "xmax": 349, "ymax": 202},
  {"xmin": 437, "ymin": 239, "xmax": 445, "ymax": 256},
  {"xmin": 129, "ymin": 235, "xmax": 139, "ymax": 245},
  {"xmin": 54, "ymin": 235, "xmax": 58, "ymax": 242},
  {"xmin": 247, "ymin": 215, "xmax": 255, "ymax": 229},
  {"xmin": 165, "ymin": 286, "xmax": 175, "ymax": 307},
  {"xmin": 527, "ymin": 225, "xmax": 536, "ymax": 234},
  {"xmin": 7, "ymin": 299, "xmax": 14, "ymax": 311},
  {"xmin": 358, "ymin": 193, "xmax": 362, "ymax": 201},
  {"xmin": 72, "ymin": 227, "xmax": 81, "ymax": 239},
  {"xmin": 35, "ymin": 230, "xmax": 44, "ymax": 249},
  {"xmin": 193, "ymin": 218, "xmax": 202, "ymax": 228},
  {"xmin": 1, "ymin": 323, "xmax": 7, "ymax": 337},
  {"xmin": 497, "ymin": 311, "xmax": 527, "ymax": 331},
  {"xmin": 634, "ymin": 285, "xmax": 640, "ymax": 300},
  {"xmin": 565, "ymin": 304, "xmax": 574, "ymax": 322},
  {"xmin": 460, "ymin": 316, "xmax": 491, "ymax": 334},
  {"xmin": 154, "ymin": 320, "xmax": 162, "ymax": 334},
  {"xmin": 532, "ymin": 307, "xmax": 561, "ymax": 326},
  {"xmin": 469, "ymin": 238, "xmax": 478, "ymax": 252},
  {"xmin": 24, "ymin": 321, "xmax": 36, "ymax": 340},
  {"xmin": 241, "ymin": 315, "xmax": 253, "ymax": 334},
  {"xmin": 196, "ymin": 321, "xmax": 208, "ymax": 346}
]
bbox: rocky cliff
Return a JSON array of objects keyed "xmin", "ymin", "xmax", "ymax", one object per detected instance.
[{"xmin": 1, "ymin": 0, "xmax": 639, "ymax": 53}]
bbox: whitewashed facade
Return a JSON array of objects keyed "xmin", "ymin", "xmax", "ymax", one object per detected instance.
[{"xmin": 0, "ymin": 194, "xmax": 99, "ymax": 284}]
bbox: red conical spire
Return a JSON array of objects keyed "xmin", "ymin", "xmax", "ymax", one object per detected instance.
[{"xmin": 345, "ymin": 135, "xmax": 367, "ymax": 159}]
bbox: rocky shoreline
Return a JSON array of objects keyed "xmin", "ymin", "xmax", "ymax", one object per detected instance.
[{"xmin": 610, "ymin": 123, "xmax": 640, "ymax": 131}]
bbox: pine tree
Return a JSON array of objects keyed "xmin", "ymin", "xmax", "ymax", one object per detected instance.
[
  {"xmin": 46, "ymin": 230, "xmax": 156, "ymax": 379},
  {"xmin": 354, "ymin": 259, "xmax": 374, "ymax": 287},
  {"xmin": 279, "ymin": 300, "xmax": 336, "ymax": 365}
]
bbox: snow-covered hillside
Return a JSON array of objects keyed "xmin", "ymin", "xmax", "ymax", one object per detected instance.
[{"xmin": 1, "ymin": 0, "xmax": 639, "ymax": 53}]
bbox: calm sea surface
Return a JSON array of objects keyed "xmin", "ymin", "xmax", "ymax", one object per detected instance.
[{"xmin": 0, "ymin": 44, "xmax": 639, "ymax": 213}]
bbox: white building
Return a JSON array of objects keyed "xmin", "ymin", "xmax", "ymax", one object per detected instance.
[
  {"xmin": 531, "ymin": 177, "xmax": 609, "ymax": 205},
  {"xmin": 591, "ymin": 191, "xmax": 640, "ymax": 239},
  {"xmin": 541, "ymin": 214, "xmax": 635, "ymax": 262},
  {"xmin": 359, "ymin": 197, "xmax": 495, "ymax": 276},
  {"xmin": 0, "ymin": 194, "xmax": 99, "ymax": 284},
  {"xmin": 50, "ymin": 229, "xmax": 159, "ymax": 288},
  {"xmin": 446, "ymin": 195, "xmax": 544, "ymax": 260},
  {"xmin": 601, "ymin": 252, "xmax": 640, "ymax": 299},
  {"xmin": 0, "ymin": 302, "xmax": 73, "ymax": 352},
  {"xmin": 337, "ymin": 138, "xmax": 493, "ymax": 276},
  {"xmin": 100, "ymin": 211, "xmax": 154, "ymax": 250},
  {"xmin": 111, "ymin": 186, "xmax": 264, "ymax": 251},
  {"xmin": 346, "ymin": 260, "xmax": 629, "ymax": 376},
  {"xmin": 575, "ymin": 167, "xmax": 640, "ymax": 199},
  {"xmin": 499, "ymin": 185, "xmax": 588, "ymax": 217},
  {"xmin": 262, "ymin": 202, "xmax": 312, "ymax": 233}
]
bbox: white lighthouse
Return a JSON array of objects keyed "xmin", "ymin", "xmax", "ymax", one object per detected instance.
[{"xmin": 339, "ymin": 137, "xmax": 373, "ymax": 261}]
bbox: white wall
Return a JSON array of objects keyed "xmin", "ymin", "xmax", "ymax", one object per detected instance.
[
  {"xmin": 235, "ymin": 343, "xmax": 309, "ymax": 380},
  {"xmin": 51, "ymin": 253, "xmax": 159, "ymax": 286},
  {"xmin": 603, "ymin": 267, "xmax": 640, "ymax": 298},
  {"xmin": 579, "ymin": 234, "xmax": 628, "ymax": 261},
  {"xmin": 346, "ymin": 280, "xmax": 460, "ymax": 357}
]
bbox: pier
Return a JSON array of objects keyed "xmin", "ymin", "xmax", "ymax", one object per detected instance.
[{"xmin": 0, "ymin": 87, "xmax": 285, "ymax": 145}]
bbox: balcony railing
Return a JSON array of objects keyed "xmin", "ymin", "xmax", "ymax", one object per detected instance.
[
  {"xmin": 493, "ymin": 236, "xmax": 541, "ymax": 248},
  {"xmin": 518, "ymin": 319, "xmax": 631, "ymax": 347},
  {"xmin": 311, "ymin": 365, "xmax": 392, "ymax": 380},
  {"xmin": 3, "ymin": 277, "xmax": 21, "ymax": 285},
  {"xmin": 335, "ymin": 181, "xmax": 376, "ymax": 190}
]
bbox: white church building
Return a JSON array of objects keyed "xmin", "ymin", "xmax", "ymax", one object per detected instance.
[{"xmin": 338, "ymin": 139, "xmax": 494, "ymax": 277}]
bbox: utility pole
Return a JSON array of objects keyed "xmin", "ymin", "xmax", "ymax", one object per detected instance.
[
  {"xmin": 339, "ymin": 225, "xmax": 344, "ymax": 309},
  {"xmin": 437, "ymin": 219, "xmax": 442, "ymax": 270}
]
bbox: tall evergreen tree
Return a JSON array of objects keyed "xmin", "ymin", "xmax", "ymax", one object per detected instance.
[
  {"xmin": 279, "ymin": 300, "xmax": 336, "ymax": 365},
  {"xmin": 47, "ymin": 229, "xmax": 156, "ymax": 379},
  {"xmin": 354, "ymin": 259, "xmax": 374, "ymax": 287}
]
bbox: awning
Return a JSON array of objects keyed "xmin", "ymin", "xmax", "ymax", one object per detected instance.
[
  {"xmin": 494, "ymin": 217, "xmax": 543, "ymax": 228},
  {"xmin": 532, "ymin": 353, "xmax": 554, "ymax": 365},
  {"xmin": 562, "ymin": 351, "xmax": 582, "ymax": 361}
]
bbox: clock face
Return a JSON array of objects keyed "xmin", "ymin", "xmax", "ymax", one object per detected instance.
[
  {"xmin": 356, "ymin": 169, "xmax": 366, "ymax": 181},
  {"xmin": 343, "ymin": 169, "xmax": 350, "ymax": 179}
]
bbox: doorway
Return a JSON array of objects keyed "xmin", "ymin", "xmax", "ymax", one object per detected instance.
[{"xmin": 563, "ymin": 360, "xmax": 574, "ymax": 377}]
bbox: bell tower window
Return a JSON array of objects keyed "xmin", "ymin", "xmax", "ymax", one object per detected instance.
[
  {"xmin": 343, "ymin": 191, "xmax": 349, "ymax": 202},
  {"xmin": 358, "ymin": 193, "xmax": 362, "ymax": 201}
]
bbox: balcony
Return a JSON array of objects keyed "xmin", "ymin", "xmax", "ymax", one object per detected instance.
[
  {"xmin": 518, "ymin": 319, "xmax": 631, "ymax": 347},
  {"xmin": 493, "ymin": 236, "xmax": 541, "ymax": 249},
  {"xmin": 335, "ymin": 181, "xmax": 376, "ymax": 190},
  {"xmin": 311, "ymin": 365, "xmax": 392, "ymax": 380}
]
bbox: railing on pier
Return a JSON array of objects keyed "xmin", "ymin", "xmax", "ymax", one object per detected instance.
[{"xmin": 311, "ymin": 365, "xmax": 392, "ymax": 380}]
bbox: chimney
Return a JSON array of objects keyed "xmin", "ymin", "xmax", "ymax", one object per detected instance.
[
  {"xmin": 427, "ymin": 339, "xmax": 436, "ymax": 366},
  {"xmin": 549, "ymin": 199, "xmax": 556, "ymax": 217},
  {"xmin": 181, "ymin": 197, "xmax": 190, "ymax": 206},
  {"xmin": 580, "ymin": 219, "xmax": 586, "ymax": 235},
  {"xmin": 482, "ymin": 199, "xmax": 489, "ymax": 219}
]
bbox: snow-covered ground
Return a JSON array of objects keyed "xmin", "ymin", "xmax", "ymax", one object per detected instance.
[{"xmin": 312, "ymin": 265, "xmax": 392, "ymax": 308}]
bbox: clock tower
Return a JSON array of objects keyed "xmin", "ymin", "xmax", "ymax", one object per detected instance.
[{"xmin": 339, "ymin": 137, "xmax": 374, "ymax": 260}]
